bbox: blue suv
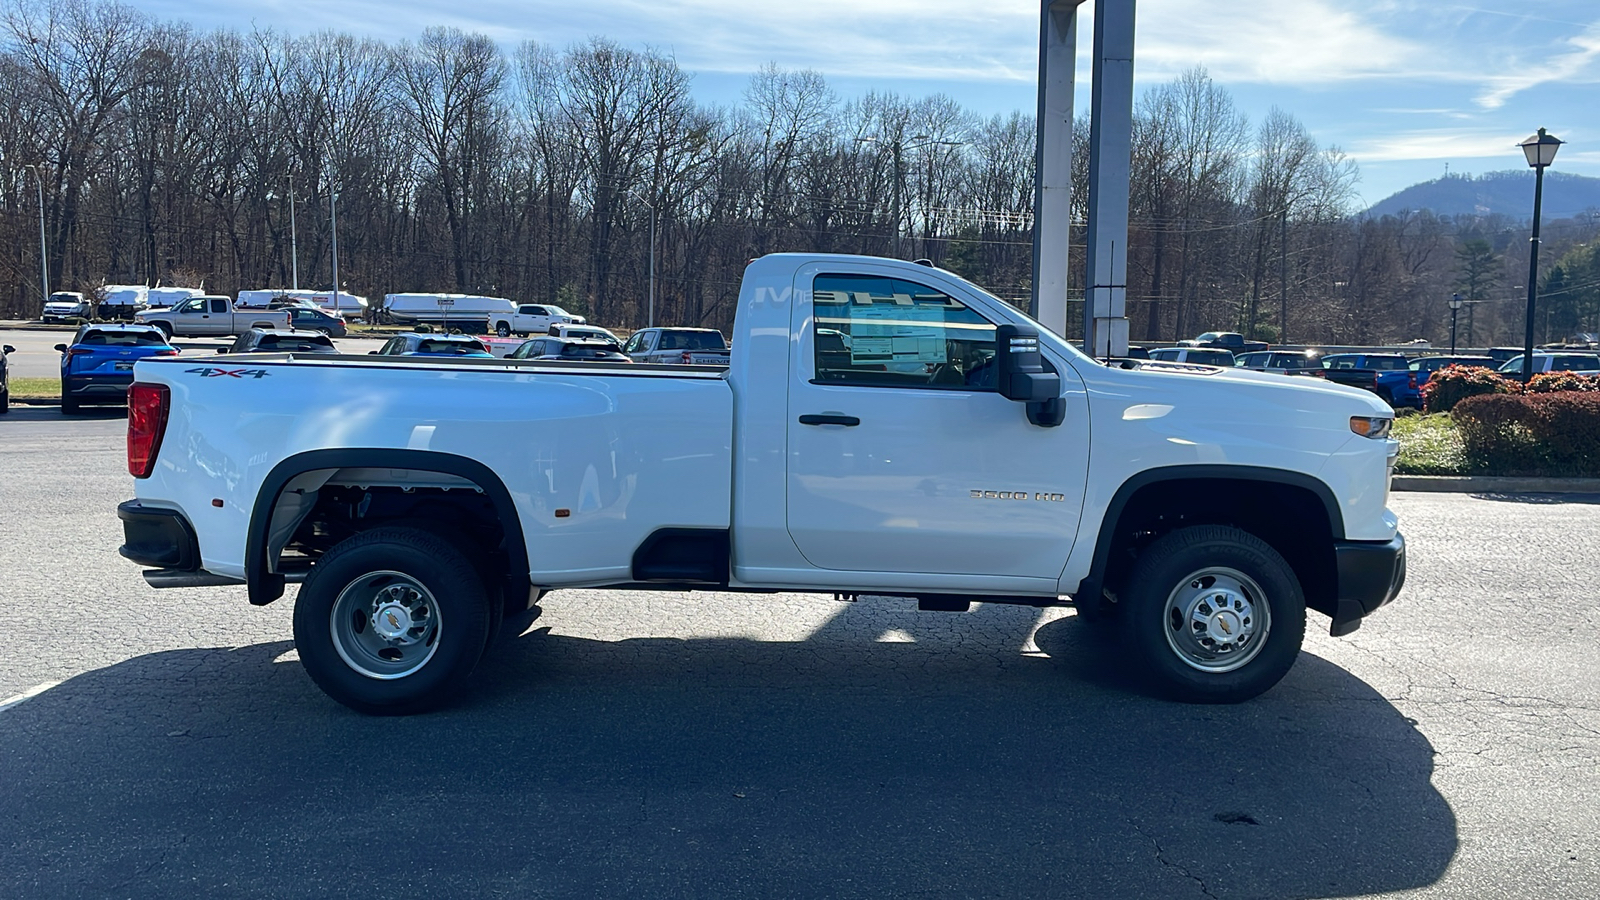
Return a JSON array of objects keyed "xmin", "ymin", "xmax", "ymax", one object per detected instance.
[{"xmin": 56, "ymin": 324, "xmax": 177, "ymax": 413}]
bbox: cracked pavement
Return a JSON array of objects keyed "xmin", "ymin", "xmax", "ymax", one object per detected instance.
[{"xmin": 1, "ymin": 407, "xmax": 1597, "ymax": 898}]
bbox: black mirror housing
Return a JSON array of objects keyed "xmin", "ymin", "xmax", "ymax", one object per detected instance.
[
  {"xmin": 54, "ymin": 343, "xmax": 67, "ymax": 352},
  {"xmin": 2, "ymin": 344, "xmax": 14, "ymax": 354},
  {"xmin": 995, "ymin": 324, "xmax": 1058, "ymax": 402}
]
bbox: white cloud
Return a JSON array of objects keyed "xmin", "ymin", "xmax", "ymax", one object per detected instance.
[
  {"xmin": 1473, "ymin": 19, "xmax": 1600, "ymax": 108},
  {"xmin": 1348, "ymin": 128, "xmax": 1530, "ymax": 162}
]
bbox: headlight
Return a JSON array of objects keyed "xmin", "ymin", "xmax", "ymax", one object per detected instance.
[{"xmin": 1350, "ymin": 416, "xmax": 1393, "ymax": 439}]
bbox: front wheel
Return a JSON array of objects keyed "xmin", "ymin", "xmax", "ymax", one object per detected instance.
[
  {"xmin": 293, "ymin": 527, "xmax": 491, "ymax": 715},
  {"xmin": 1120, "ymin": 525, "xmax": 1305, "ymax": 703}
]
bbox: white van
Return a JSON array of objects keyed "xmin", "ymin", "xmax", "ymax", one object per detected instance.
[
  {"xmin": 237, "ymin": 289, "xmax": 368, "ymax": 320},
  {"xmin": 382, "ymin": 294, "xmax": 515, "ymax": 330}
]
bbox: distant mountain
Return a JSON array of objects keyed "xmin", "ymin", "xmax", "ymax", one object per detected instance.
[{"xmin": 1365, "ymin": 170, "xmax": 1600, "ymax": 221}]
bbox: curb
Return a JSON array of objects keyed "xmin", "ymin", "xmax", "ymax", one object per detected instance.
[{"xmin": 1393, "ymin": 475, "xmax": 1600, "ymax": 494}]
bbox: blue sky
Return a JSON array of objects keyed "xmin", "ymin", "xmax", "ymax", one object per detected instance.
[{"xmin": 127, "ymin": 0, "xmax": 1600, "ymax": 209}]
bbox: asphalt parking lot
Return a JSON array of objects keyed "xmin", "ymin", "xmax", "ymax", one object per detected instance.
[{"xmin": 2, "ymin": 409, "xmax": 1598, "ymax": 898}]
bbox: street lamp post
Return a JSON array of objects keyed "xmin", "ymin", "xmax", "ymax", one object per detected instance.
[
  {"xmin": 26, "ymin": 164, "xmax": 47, "ymax": 310},
  {"xmin": 288, "ymin": 174, "xmax": 299, "ymax": 290},
  {"xmin": 1518, "ymin": 127, "xmax": 1563, "ymax": 383},
  {"xmin": 329, "ymin": 190, "xmax": 340, "ymax": 319},
  {"xmin": 1449, "ymin": 292, "xmax": 1463, "ymax": 355}
]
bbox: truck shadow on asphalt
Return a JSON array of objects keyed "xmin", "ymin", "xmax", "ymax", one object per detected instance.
[{"xmin": 0, "ymin": 605, "xmax": 1455, "ymax": 900}]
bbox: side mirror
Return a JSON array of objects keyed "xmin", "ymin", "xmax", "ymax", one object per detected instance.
[
  {"xmin": 368, "ymin": 350, "xmax": 379, "ymax": 355},
  {"xmin": 215, "ymin": 348, "xmax": 228, "ymax": 354},
  {"xmin": 2, "ymin": 344, "xmax": 14, "ymax": 354},
  {"xmin": 54, "ymin": 343, "xmax": 67, "ymax": 352},
  {"xmin": 994, "ymin": 324, "xmax": 1065, "ymax": 427}
]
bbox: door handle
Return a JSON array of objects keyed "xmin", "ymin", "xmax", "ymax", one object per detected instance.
[{"xmin": 798, "ymin": 414, "xmax": 860, "ymax": 426}]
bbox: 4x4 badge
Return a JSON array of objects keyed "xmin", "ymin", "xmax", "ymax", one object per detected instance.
[{"xmin": 184, "ymin": 367, "xmax": 270, "ymax": 379}]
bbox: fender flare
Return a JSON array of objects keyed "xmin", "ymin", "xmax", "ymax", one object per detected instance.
[
  {"xmin": 1072, "ymin": 464, "xmax": 1344, "ymax": 611},
  {"xmin": 246, "ymin": 448, "xmax": 529, "ymax": 605}
]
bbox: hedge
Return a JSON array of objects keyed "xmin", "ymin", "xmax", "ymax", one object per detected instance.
[
  {"xmin": 1451, "ymin": 392, "xmax": 1600, "ymax": 477},
  {"xmin": 1421, "ymin": 365, "xmax": 1518, "ymax": 413}
]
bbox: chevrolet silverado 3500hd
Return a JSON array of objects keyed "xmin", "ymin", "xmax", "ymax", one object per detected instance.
[{"xmin": 117, "ymin": 254, "xmax": 1405, "ymax": 714}]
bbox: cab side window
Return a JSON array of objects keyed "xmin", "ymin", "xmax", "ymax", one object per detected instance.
[{"xmin": 811, "ymin": 274, "xmax": 997, "ymax": 389}]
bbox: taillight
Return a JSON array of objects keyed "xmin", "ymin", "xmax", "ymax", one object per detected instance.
[
  {"xmin": 66, "ymin": 348, "xmax": 94, "ymax": 359},
  {"xmin": 681, "ymin": 351, "xmax": 693, "ymax": 364},
  {"xmin": 153, "ymin": 349, "xmax": 179, "ymax": 356},
  {"xmin": 1408, "ymin": 372, "xmax": 1418, "ymax": 389},
  {"xmin": 127, "ymin": 383, "xmax": 170, "ymax": 478}
]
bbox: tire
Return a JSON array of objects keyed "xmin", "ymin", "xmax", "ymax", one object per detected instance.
[
  {"xmin": 0, "ymin": 387, "xmax": 9, "ymax": 414},
  {"xmin": 495, "ymin": 322, "xmax": 510, "ymax": 337},
  {"xmin": 60, "ymin": 394, "xmax": 80, "ymax": 415},
  {"xmin": 293, "ymin": 527, "xmax": 491, "ymax": 715},
  {"xmin": 1376, "ymin": 388, "xmax": 1395, "ymax": 408},
  {"xmin": 152, "ymin": 322, "xmax": 173, "ymax": 341},
  {"xmin": 1120, "ymin": 525, "xmax": 1305, "ymax": 704}
]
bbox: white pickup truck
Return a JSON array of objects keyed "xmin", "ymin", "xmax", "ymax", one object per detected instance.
[
  {"xmin": 117, "ymin": 254, "xmax": 1405, "ymax": 714},
  {"xmin": 135, "ymin": 295, "xmax": 290, "ymax": 338}
]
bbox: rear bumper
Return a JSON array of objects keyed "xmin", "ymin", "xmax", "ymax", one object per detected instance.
[
  {"xmin": 1329, "ymin": 533, "xmax": 1406, "ymax": 636},
  {"xmin": 118, "ymin": 500, "xmax": 200, "ymax": 570},
  {"xmin": 65, "ymin": 373, "xmax": 135, "ymax": 397}
]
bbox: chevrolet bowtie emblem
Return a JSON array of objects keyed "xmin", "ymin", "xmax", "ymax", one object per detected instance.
[
  {"xmin": 1218, "ymin": 618, "xmax": 1232, "ymax": 635},
  {"xmin": 386, "ymin": 612, "xmax": 401, "ymax": 629}
]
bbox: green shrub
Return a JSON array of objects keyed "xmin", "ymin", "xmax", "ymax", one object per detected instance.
[
  {"xmin": 1526, "ymin": 372, "xmax": 1600, "ymax": 393},
  {"xmin": 1452, "ymin": 393, "xmax": 1600, "ymax": 477},
  {"xmin": 1422, "ymin": 365, "xmax": 1518, "ymax": 413},
  {"xmin": 413, "ymin": 323, "xmax": 434, "ymax": 333}
]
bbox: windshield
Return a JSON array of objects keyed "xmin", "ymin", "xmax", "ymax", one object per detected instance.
[
  {"xmin": 658, "ymin": 331, "xmax": 727, "ymax": 351},
  {"xmin": 258, "ymin": 335, "xmax": 334, "ymax": 352},
  {"xmin": 78, "ymin": 330, "xmax": 167, "ymax": 347},
  {"xmin": 418, "ymin": 338, "xmax": 489, "ymax": 355}
]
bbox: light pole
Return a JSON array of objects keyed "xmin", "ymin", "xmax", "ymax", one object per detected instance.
[
  {"xmin": 1518, "ymin": 127, "xmax": 1562, "ymax": 383},
  {"xmin": 288, "ymin": 174, "xmax": 299, "ymax": 290},
  {"xmin": 329, "ymin": 190, "xmax": 340, "ymax": 317},
  {"xmin": 628, "ymin": 189, "xmax": 656, "ymax": 328},
  {"xmin": 27, "ymin": 164, "xmax": 47, "ymax": 310},
  {"xmin": 1449, "ymin": 292, "xmax": 1463, "ymax": 355}
]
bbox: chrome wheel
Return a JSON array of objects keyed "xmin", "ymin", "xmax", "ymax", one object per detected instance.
[
  {"xmin": 331, "ymin": 570, "xmax": 442, "ymax": 679},
  {"xmin": 1163, "ymin": 567, "xmax": 1270, "ymax": 674}
]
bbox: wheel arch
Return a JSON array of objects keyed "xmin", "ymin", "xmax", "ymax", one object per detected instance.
[
  {"xmin": 1075, "ymin": 465, "xmax": 1344, "ymax": 621},
  {"xmin": 246, "ymin": 448, "xmax": 530, "ymax": 606}
]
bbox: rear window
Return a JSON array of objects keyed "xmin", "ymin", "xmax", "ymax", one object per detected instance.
[
  {"xmin": 1369, "ymin": 357, "xmax": 1407, "ymax": 370},
  {"xmin": 417, "ymin": 338, "xmax": 487, "ymax": 355},
  {"xmin": 79, "ymin": 329, "xmax": 167, "ymax": 347},
  {"xmin": 259, "ymin": 334, "xmax": 334, "ymax": 352},
  {"xmin": 559, "ymin": 346, "xmax": 620, "ymax": 360},
  {"xmin": 1188, "ymin": 350, "xmax": 1234, "ymax": 366},
  {"xmin": 658, "ymin": 331, "xmax": 726, "ymax": 351}
]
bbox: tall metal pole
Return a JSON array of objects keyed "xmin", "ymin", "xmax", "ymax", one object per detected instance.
[
  {"xmin": 288, "ymin": 174, "xmax": 299, "ymax": 290},
  {"xmin": 1522, "ymin": 165, "xmax": 1544, "ymax": 383},
  {"xmin": 1279, "ymin": 206, "xmax": 1288, "ymax": 343},
  {"xmin": 330, "ymin": 191, "xmax": 340, "ymax": 321},
  {"xmin": 648, "ymin": 200, "xmax": 657, "ymax": 328},
  {"xmin": 28, "ymin": 164, "xmax": 48, "ymax": 307},
  {"xmin": 1450, "ymin": 294, "xmax": 1460, "ymax": 356},
  {"xmin": 1083, "ymin": 0, "xmax": 1135, "ymax": 358},
  {"xmin": 1031, "ymin": 0, "xmax": 1079, "ymax": 338}
]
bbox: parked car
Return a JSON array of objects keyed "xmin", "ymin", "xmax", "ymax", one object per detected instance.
[
  {"xmin": 1121, "ymin": 345, "xmax": 1150, "ymax": 360},
  {"xmin": 224, "ymin": 328, "xmax": 339, "ymax": 355},
  {"xmin": 508, "ymin": 336, "xmax": 632, "ymax": 362},
  {"xmin": 41, "ymin": 291, "xmax": 89, "ymax": 322},
  {"xmin": 1409, "ymin": 356, "xmax": 1494, "ymax": 380},
  {"xmin": 489, "ymin": 303, "xmax": 587, "ymax": 337},
  {"xmin": 1147, "ymin": 347, "xmax": 1236, "ymax": 367},
  {"xmin": 0, "ymin": 343, "xmax": 14, "ymax": 414},
  {"xmin": 55, "ymin": 324, "xmax": 177, "ymax": 413},
  {"xmin": 1234, "ymin": 350, "xmax": 1323, "ymax": 376},
  {"xmin": 1179, "ymin": 331, "xmax": 1269, "ymax": 353},
  {"xmin": 372, "ymin": 333, "xmax": 494, "ymax": 358},
  {"xmin": 622, "ymin": 327, "xmax": 731, "ymax": 365},
  {"xmin": 1319, "ymin": 354, "xmax": 1419, "ymax": 408},
  {"xmin": 1496, "ymin": 353, "xmax": 1600, "ymax": 375},
  {"xmin": 285, "ymin": 306, "xmax": 348, "ymax": 337},
  {"xmin": 547, "ymin": 323, "xmax": 621, "ymax": 347},
  {"xmin": 134, "ymin": 295, "xmax": 291, "ymax": 338},
  {"xmin": 118, "ymin": 252, "xmax": 1405, "ymax": 714}
]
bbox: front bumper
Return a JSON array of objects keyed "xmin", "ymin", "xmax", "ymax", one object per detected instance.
[{"xmin": 1329, "ymin": 533, "xmax": 1406, "ymax": 636}]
